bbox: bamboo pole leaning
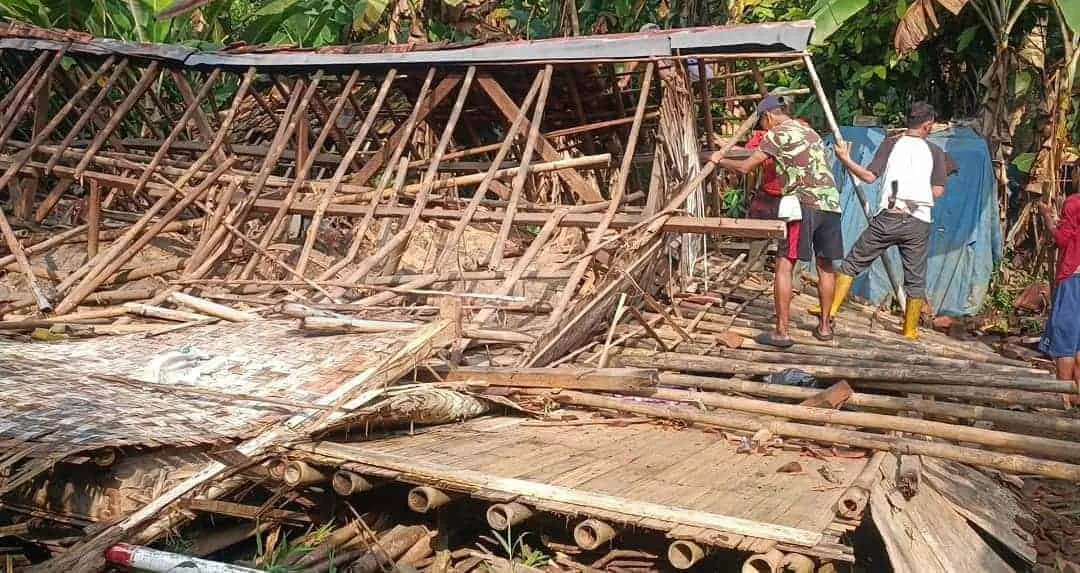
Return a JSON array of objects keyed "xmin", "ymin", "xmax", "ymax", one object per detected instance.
[{"xmin": 532, "ymin": 390, "xmax": 1080, "ymax": 481}]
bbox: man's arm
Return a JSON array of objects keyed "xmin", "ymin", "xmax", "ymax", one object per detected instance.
[
  {"xmin": 1038, "ymin": 202, "xmax": 1058, "ymax": 234},
  {"xmin": 835, "ymin": 141, "xmax": 877, "ymax": 184},
  {"xmin": 710, "ymin": 149, "xmax": 769, "ymax": 175}
]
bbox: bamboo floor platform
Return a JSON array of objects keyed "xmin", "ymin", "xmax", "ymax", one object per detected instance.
[{"xmin": 296, "ymin": 415, "xmax": 867, "ymax": 562}]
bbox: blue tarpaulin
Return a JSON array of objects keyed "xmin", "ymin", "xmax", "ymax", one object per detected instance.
[{"xmin": 829, "ymin": 126, "xmax": 1001, "ymax": 316}]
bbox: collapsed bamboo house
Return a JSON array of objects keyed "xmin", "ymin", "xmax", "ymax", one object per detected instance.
[{"xmin": 0, "ymin": 18, "xmax": 1075, "ymax": 573}]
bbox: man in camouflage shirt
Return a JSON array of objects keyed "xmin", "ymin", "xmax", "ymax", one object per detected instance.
[{"xmin": 712, "ymin": 95, "xmax": 843, "ymax": 347}]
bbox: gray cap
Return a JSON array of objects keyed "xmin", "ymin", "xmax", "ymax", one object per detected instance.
[{"xmin": 756, "ymin": 94, "xmax": 786, "ymax": 114}]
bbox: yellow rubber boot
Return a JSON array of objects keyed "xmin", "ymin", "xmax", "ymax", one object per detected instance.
[
  {"xmin": 903, "ymin": 298, "xmax": 924, "ymax": 340},
  {"xmin": 809, "ymin": 274, "xmax": 854, "ymax": 317}
]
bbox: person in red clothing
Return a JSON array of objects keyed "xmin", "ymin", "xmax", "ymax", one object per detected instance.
[
  {"xmin": 1038, "ymin": 182, "xmax": 1080, "ymax": 392},
  {"xmin": 742, "ymin": 112, "xmax": 812, "ymax": 261}
]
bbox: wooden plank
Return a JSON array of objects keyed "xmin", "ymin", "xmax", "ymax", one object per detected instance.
[
  {"xmin": 445, "ymin": 367, "xmax": 657, "ymax": 391},
  {"xmin": 869, "ymin": 454, "xmax": 1012, "ymax": 573},
  {"xmin": 921, "ymin": 458, "xmax": 1036, "ymax": 565}
]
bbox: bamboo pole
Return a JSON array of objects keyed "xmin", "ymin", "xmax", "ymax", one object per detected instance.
[
  {"xmin": 283, "ymin": 460, "xmax": 329, "ymax": 486},
  {"xmin": 623, "ymin": 385, "xmax": 1080, "ymax": 461},
  {"xmin": 44, "ymin": 59, "xmax": 131, "ymax": 173},
  {"xmin": 490, "ymin": 65, "xmax": 553, "ymax": 269},
  {"xmin": 574, "ymin": 519, "xmax": 616, "ymax": 550},
  {"xmin": 781, "ymin": 553, "xmax": 815, "ymax": 573},
  {"xmin": 546, "ymin": 62, "xmax": 654, "ymax": 326},
  {"xmin": 614, "ymin": 348, "xmax": 1070, "ymax": 393},
  {"xmin": 0, "ymin": 47, "xmax": 68, "ymax": 150},
  {"xmin": 123, "ymin": 303, "xmax": 213, "ymax": 323},
  {"xmin": 54, "ymin": 158, "xmax": 236, "ymax": 315},
  {"xmin": 168, "ymin": 292, "xmax": 256, "ymax": 322},
  {"xmin": 667, "ymin": 541, "xmax": 705, "ymax": 570},
  {"xmin": 0, "ymin": 206, "xmax": 52, "ymax": 312},
  {"xmin": 802, "ymin": 55, "xmax": 905, "ymax": 307},
  {"xmin": 353, "ymin": 69, "xmax": 548, "ymax": 309},
  {"xmin": 659, "ymin": 373, "xmax": 1080, "ymax": 438},
  {"xmin": 0, "ymin": 56, "xmax": 116, "ymax": 193},
  {"xmin": 854, "ymin": 381, "xmax": 1070, "ymax": 410},
  {"xmin": 73, "ymin": 62, "xmax": 162, "ymax": 179},
  {"xmin": 343, "ymin": 67, "xmax": 477, "ymax": 285},
  {"xmin": 86, "ymin": 181, "xmax": 101, "ymax": 258},
  {"xmin": 486, "ymin": 502, "xmax": 534, "ymax": 530},
  {"xmin": 646, "ymin": 386, "xmax": 1080, "ymax": 461},
  {"xmin": 239, "ymin": 73, "xmax": 327, "ymax": 280},
  {"xmin": 540, "ymin": 390, "xmax": 1080, "ymax": 481},
  {"xmin": 347, "ymin": 525, "xmax": 430, "ymax": 573},
  {"xmin": 295, "ymin": 70, "xmax": 376, "ymax": 276},
  {"xmin": 332, "ymin": 471, "xmax": 381, "ymax": 496},
  {"xmin": 407, "ymin": 487, "xmax": 452, "ymax": 513}
]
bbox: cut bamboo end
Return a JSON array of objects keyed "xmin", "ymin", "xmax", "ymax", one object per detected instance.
[
  {"xmin": 667, "ymin": 540, "xmax": 705, "ymax": 570},
  {"xmin": 93, "ymin": 447, "xmax": 118, "ymax": 467},
  {"xmin": 834, "ymin": 486, "xmax": 869, "ymax": 520},
  {"xmin": 266, "ymin": 457, "xmax": 287, "ymax": 481},
  {"xmin": 407, "ymin": 486, "xmax": 452, "ymax": 513},
  {"xmin": 332, "ymin": 470, "xmax": 379, "ymax": 496},
  {"xmin": 485, "ymin": 502, "xmax": 533, "ymax": 530},
  {"xmin": 781, "ymin": 553, "xmax": 816, "ymax": 573},
  {"xmin": 742, "ymin": 549, "xmax": 785, "ymax": 573},
  {"xmin": 573, "ymin": 519, "xmax": 616, "ymax": 550},
  {"xmin": 283, "ymin": 460, "xmax": 328, "ymax": 487}
]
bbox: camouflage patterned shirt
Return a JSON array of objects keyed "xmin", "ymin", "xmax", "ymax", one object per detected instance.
[{"xmin": 757, "ymin": 119, "xmax": 841, "ymax": 213}]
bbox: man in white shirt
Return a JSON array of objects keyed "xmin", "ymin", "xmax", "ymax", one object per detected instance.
[{"xmin": 826, "ymin": 102, "xmax": 957, "ymax": 339}]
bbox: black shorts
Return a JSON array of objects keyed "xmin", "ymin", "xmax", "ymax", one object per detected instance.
[{"xmin": 778, "ymin": 207, "xmax": 844, "ymax": 263}]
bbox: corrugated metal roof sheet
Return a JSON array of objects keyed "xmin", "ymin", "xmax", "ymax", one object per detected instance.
[{"xmin": 0, "ymin": 20, "xmax": 813, "ymax": 69}]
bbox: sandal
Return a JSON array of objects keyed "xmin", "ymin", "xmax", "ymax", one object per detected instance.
[
  {"xmin": 812, "ymin": 327, "xmax": 834, "ymax": 342},
  {"xmin": 754, "ymin": 331, "xmax": 794, "ymax": 349}
]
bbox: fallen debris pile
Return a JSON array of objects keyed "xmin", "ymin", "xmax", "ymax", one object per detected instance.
[{"xmin": 0, "ymin": 18, "xmax": 1077, "ymax": 573}]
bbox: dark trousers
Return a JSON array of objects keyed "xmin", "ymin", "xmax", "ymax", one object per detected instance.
[{"xmin": 840, "ymin": 211, "xmax": 930, "ymax": 299}]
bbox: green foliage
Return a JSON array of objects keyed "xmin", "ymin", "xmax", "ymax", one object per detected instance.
[
  {"xmin": 1060, "ymin": 0, "xmax": 1080, "ymax": 34},
  {"xmin": 479, "ymin": 527, "xmax": 551, "ymax": 568},
  {"xmin": 807, "ymin": 0, "xmax": 868, "ymax": 44},
  {"xmin": 720, "ymin": 186, "xmax": 746, "ymax": 218}
]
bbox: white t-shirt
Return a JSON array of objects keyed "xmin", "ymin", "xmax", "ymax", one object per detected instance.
[{"xmin": 866, "ymin": 135, "xmax": 957, "ymax": 223}]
